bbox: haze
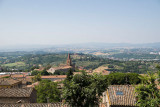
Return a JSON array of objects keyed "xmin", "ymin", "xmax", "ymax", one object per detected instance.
[{"xmin": 0, "ymin": 0, "xmax": 160, "ymax": 47}]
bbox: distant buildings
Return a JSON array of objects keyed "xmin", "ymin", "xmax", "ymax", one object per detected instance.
[
  {"xmin": 150, "ymin": 51, "xmax": 160, "ymax": 55},
  {"xmin": 47, "ymin": 53, "xmax": 75, "ymax": 74}
]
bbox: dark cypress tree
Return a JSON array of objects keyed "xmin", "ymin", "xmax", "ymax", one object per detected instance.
[{"xmin": 66, "ymin": 69, "xmax": 73, "ymax": 81}]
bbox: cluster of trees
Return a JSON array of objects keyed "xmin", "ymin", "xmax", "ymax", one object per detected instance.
[
  {"xmin": 35, "ymin": 70, "xmax": 108, "ymax": 105},
  {"xmin": 0, "ymin": 53, "xmax": 67, "ymax": 71},
  {"xmin": 35, "ymin": 79, "xmax": 61, "ymax": 103},
  {"xmin": 110, "ymin": 53, "xmax": 160, "ymax": 60},
  {"xmin": 62, "ymin": 71, "xmax": 108, "ymax": 106},
  {"xmin": 34, "ymin": 69, "xmax": 160, "ymax": 106},
  {"xmin": 106, "ymin": 61, "xmax": 155, "ymax": 74},
  {"xmin": 54, "ymin": 70, "xmax": 68, "ymax": 75},
  {"xmin": 135, "ymin": 70, "xmax": 160, "ymax": 106},
  {"xmin": 106, "ymin": 72, "xmax": 141, "ymax": 85},
  {"xmin": 31, "ymin": 70, "xmax": 50, "ymax": 76}
]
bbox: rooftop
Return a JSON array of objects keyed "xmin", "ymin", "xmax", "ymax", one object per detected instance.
[
  {"xmin": 0, "ymin": 78, "xmax": 21, "ymax": 86},
  {"xmin": 0, "ymin": 88, "xmax": 34, "ymax": 97},
  {"xmin": 108, "ymin": 85, "xmax": 136, "ymax": 106},
  {"xmin": 0, "ymin": 103, "xmax": 70, "ymax": 107}
]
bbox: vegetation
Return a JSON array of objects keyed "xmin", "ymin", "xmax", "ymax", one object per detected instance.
[
  {"xmin": 35, "ymin": 79, "xmax": 61, "ymax": 103},
  {"xmin": 110, "ymin": 53, "xmax": 160, "ymax": 60},
  {"xmin": 31, "ymin": 70, "xmax": 49, "ymax": 76},
  {"xmin": 0, "ymin": 52, "xmax": 160, "ymax": 74},
  {"xmin": 62, "ymin": 71, "xmax": 107, "ymax": 106},
  {"xmin": 3, "ymin": 62, "xmax": 25, "ymax": 67},
  {"xmin": 54, "ymin": 70, "xmax": 68, "ymax": 75},
  {"xmin": 106, "ymin": 72, "xmax": 141, "ymax": 85},
  {"xmin": 135, "ymin": 71, "xmax": 160, "ymax": 107},
  {"xmin": 2, "ymin": 76, "xmax": 10, "ymax": 78},
  {"xmin": 32, "ymin": 73, "xmax": 42, "ymax": 83}
]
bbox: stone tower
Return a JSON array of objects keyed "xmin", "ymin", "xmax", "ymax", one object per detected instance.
[{"xmin": 66, "ymin": 53, "xmax": 72, "ymax": 66}]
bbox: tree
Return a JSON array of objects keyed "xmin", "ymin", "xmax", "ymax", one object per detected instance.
[
  {"xmin": 41, "ymin": 70, "xmax": 50, "ymax": 75},
  {"xmin": 156, "ymin": 65, "xmax": 160, "ymax": 83},
  {"xmin": 62, "ymin": 71, "xmax": 107, "ymax": 106},
  {"xmin": 35, "ymin": 80, "xmax": 61, "ymax": 103},
  {"xmin": 31, "ymin": 70, "xmax": 39, "ymax": 76},
  {"xmin": 31, "ymin": 70, "xmax": 50, "ymax": 76},
  {"xmin": 66, "ymin": 69, "xmax": 73, "ymax": 81},
  {"xmin": 106, "ymin": 72, "xmax": 141, "ymax": 85},
  {"xmin": 30, "ymin": 65, "xmax": 39, "ymax": 70},
  {"xmin": 108, "ymin": 64, "xmax": 114, "ymax": 68},
  {"xmin": 135, "ymin": 71, "xmax": 160, "ymax": 107},
  {"xmin": 32, "ymin": 73, "xmax": 42, "ymax": 83}
]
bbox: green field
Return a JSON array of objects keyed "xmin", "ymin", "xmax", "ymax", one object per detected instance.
[{"xmin": 3, "ymin": 62, "xmax": 26, "ymax": 67}]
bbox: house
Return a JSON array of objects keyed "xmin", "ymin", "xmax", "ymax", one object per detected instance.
[
  {"xmin": 102, "ymin": 85, "xmax": 137, "ymax": 107},
  {"xmin": 0, "ymin": 88, "xmax": 37, "ymax": 103},
  {"xmin": 0, "ymin": 78, "xmax": 22, "ymax": 88},
  {"xmin": 0, "ymin": 103, "xmax": 70, "ymax": 107}
]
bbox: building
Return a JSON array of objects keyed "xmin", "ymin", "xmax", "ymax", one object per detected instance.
[
  {"xmin": 66, "ymin": 53, "xmax": 72, "ymax": 66},
  {"xmin": 0, "ymin": 88, "xmax": 37, "ymax": 103},
  {"xmin": 102, "ymin": 85, "xmax": 137, "ymax": 107},
  {"xmin": 0, "ymin": 78, "xmax": 22, "ymax": 88},
  {"xmin": 47, "ymin": 53, "xmax": 75, "ymax": 74},
  {"xmin": 0, "ymin": 103, "xmax": 70, "ymax": 107}
]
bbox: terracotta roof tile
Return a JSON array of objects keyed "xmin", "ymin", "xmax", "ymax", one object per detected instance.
[
  {"xmin": 0, "ymin": 103, "xmax": 70, "ymax": 107},
  {"xmin": 0, "ymin": 78, "xmax": 21, "ymax": 86},
  {"xmin": 108, "ymin": 85, "xmax": 136, "ymax": 106},
  {"xmin": 0, "ymin": 88, "xmax": 33, "ymax": 97}
]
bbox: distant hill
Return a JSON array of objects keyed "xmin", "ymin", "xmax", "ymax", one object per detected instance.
[
  {"xmin": 1, "ymin": 42, "xmax": 160, "ymax": 52},
  {"xmin": 48, "ymin": 42, "xmax": 160, "ymax": 49}
]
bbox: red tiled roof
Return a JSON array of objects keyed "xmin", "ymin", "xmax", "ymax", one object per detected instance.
[
  {"xmin": 0, "ymin": 78, "xmax": 21, "ymax": 86},
  {"xmin": 108, "ymin": 85, "xmax": 136, "ymax": 106},
  {"xmin": 0, "ymin": 88, "xmax": 34, "ymax": 97},
  {"xmin": 0, "ymin": 103, "xmax": 70, "ymax": 107}
]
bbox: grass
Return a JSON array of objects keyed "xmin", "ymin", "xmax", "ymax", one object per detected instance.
[
  {"xmin": 2, "ymin": 76, "xmax": 10, "ymax": 78},
  {"xmin": 3, "ymin": 61, "xmax": 26, "ymax": 67},
  {"xmin": 75, "ymin": 61, "xmax": 100, "ymax": 67}
]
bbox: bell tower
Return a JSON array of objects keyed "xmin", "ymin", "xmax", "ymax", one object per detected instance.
[{"xmin": 66, "ymin": 53, "xmax": 72, "ymax": 66}]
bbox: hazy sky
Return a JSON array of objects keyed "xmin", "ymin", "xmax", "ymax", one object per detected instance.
[{"xmin": 0, "ymin": 0, "xmax": 160, "ymax": 46}]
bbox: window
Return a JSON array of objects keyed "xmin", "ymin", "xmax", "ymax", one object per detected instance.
[{"xmin": 116, "ymin": 91, "xmax": 123, "ymax": 95}]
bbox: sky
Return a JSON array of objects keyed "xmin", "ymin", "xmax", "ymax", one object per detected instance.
[{"xmin": 0, "ymin": 0, "xmax": 160, "ymax": 47}]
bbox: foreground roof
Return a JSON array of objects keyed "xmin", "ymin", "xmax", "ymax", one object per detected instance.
[
  {"xmin": 0, "ymin": 103, "xmax": 70, "ymax": 107},
  {"xmin": 0, "ymin": 88, "xmax": 34, "ymax": 97},
  {"xmin": 108, "ymin": 85, "xmax": 136, "ymax": 106},
  {"xmin": 0, "ymin": 78, "xmax": 21, "ymax": 86}
]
